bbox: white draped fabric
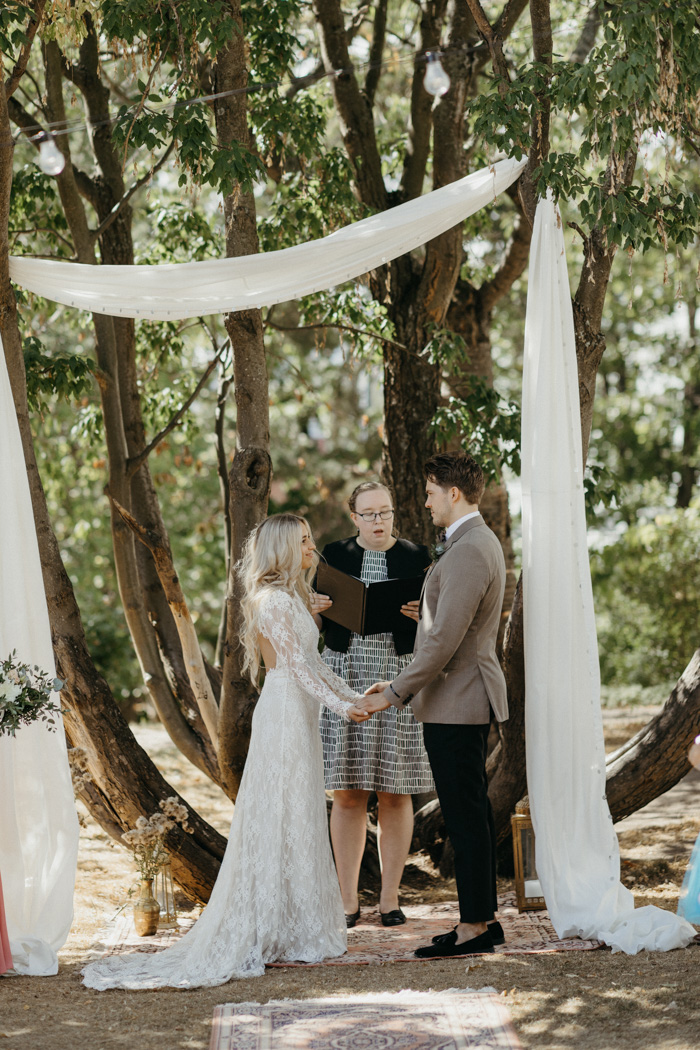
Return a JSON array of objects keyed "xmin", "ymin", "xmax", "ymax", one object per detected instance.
[
  {"xmin": 8, "ymin": 157, "xmax": 527, "ymax": 321},
  {"xmin": 2, "ymin": 156, "xmax": 693, "ymax": 967},
  {"xmin": 521, "ymin": 197, "xmax": 696, "ymax": 953},
  {"xmin": 0, "ymin": 332, "xmax": 80, "ymax": 975}
]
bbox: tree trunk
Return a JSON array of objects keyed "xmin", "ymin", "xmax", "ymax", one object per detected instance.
[
  {"xmin": 49, "ymin": 30, "xmax": 221, "ymax": 781},
  {"xmin": 606, "ymin": 650, "xmax": 700, "ymax": 821},
  {"xmin": 213, "ymin": 0, "xmax": 273, "ymax": 798},
  {"xmin": 381, "ymin": 270, "xmax": 441, "ymax": 545},
  {"xmin": 0, "ymin": 88, "xmax": 225, "ymax": 904},
  {"xmin": 676, "ymin": 290, "xmax": 699, "ymax": 509}
]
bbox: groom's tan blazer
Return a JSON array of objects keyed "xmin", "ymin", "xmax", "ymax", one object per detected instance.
[{"xmin": 388, "ymin": 515, "xmax": 508, "ymax": 724}]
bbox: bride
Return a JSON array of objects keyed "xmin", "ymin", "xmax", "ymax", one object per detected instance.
[{"xmin": 82, "ymin": 514, "xmax": 369, "ymax": 990}]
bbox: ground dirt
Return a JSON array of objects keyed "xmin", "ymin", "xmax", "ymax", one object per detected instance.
[{"xmin": 1, "ymin": 708, "xmax": 698, "ymax": 1050}]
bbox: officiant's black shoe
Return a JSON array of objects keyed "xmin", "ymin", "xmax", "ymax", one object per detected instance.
[
  {"xmin": 432, "ymin": 920, "xmax": 504, "ymax": 946},
  {"xmin": 380, "ymin": 908, "xmax": 406, "ymax": 927},
  {"xmin": 345, "ymin": 909, "xmax": 361, "ymax": 928},
  {"xmin": 415, "ymin": 929, "xmax": 494, "ymax": 958}
]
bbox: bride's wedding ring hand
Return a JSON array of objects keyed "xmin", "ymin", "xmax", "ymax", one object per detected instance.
[{"xmin": 348, "ymin": 705, "xmax": 372, "ymax": 723}]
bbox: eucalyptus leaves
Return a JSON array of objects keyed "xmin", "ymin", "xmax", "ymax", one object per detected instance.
[{"xmin": 0, "ymin": 651, "xmax": 64, "ymax": 738}]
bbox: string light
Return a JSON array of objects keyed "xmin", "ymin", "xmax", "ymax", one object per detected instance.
[
  {"xmin": 2, "ymin": 41, "xmax": 472, "ymax": 155},
  {"xmin": 33, "ymin": 132, "xmax": 65, "ymax": 175},
  {"xmin": 689, "ymin": 734, "xmax": 700, "ymax": 770},
  {"xmin": 423, "ymin": 52, "xmax": 451, "ymax": 97}
]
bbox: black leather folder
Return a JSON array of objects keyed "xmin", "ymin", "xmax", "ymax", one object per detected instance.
[{"xmin": 315, "ymin": 562, "xmax": 424, "ymax": 636}]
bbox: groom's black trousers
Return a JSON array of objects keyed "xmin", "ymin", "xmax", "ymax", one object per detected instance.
[{"xmin": 422, "ymin": 722, "xmax": 497, "ymax": 924}]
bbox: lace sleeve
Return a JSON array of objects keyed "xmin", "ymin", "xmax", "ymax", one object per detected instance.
[{"xmin": 258, "ymin": 590, "xmax": 361, "ymax": 719}]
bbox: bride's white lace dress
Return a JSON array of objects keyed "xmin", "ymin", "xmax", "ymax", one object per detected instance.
[{"xmin": 82, "ymin": 588, "xmax": 361, "ymax": 990}]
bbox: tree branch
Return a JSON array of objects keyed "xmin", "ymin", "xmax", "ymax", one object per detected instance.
[
  {"xmin": 264, "ymin": 317, "xmax": 407, "ymax": 353},
  {"xmin": 90, "ymin": 140, "xmax": 176, "ymax": 246},
  {"xmin": 364, "ymin": 0, "xmax": 389, "ymax": 107},
  {"xmin": 9, "ymin": 226, "xmax": 76, "ymax": 252},
  {"xmin": 126, "ymin": 342, "xmax": 226, "ymax": 478},
  {"xmin": 119, "ymin": 50, "xmax": 164, "ymax": 171},
  {"xmin": 517, "ymin": 0, "xmax": 553, "ymax": 227},
  {"xmin": 107, "ymin": 495, "xmax": 220, "ymax": 749},
  {"xmin": 312, "ymin": 0, "xmax": 387, "ymax": 210},
  {"xmin": 3, "ymin": 0, "xmax": 47, "ymax": 99},
  {"xmin": 399, "ymin": 1, "xmax": 445, "ymax": 202},
  {"xmin": 480, "ymin": 210, "xmax": 532, "ymax": 312},
  {"xmin": 569, "ymin": 2, "xmax": 604, "ymax": 64},
  {"xmin": 463, "ymin": 0, "xmax": 512, "ymax": 94},
  {"xmin": 6, "ymin": 93, "xmax": 40, "ymax": 135}
]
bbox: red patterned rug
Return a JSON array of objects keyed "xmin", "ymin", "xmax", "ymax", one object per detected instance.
[
  {"xmin": 210, "ymin": 990, "xmax": 523, "ymax": 1050},
  {"xmin": 270, "ymin": 892, "xmax": 602, "ymax": 966},
  {"xmin": 86, "ymin": 892, "xmax": 602, "ymax": 967}
]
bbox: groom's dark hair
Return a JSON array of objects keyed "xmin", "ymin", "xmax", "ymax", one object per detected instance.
[{"xmin": 424, "ymin": 451, "xmax": 485, "ymax": 505}]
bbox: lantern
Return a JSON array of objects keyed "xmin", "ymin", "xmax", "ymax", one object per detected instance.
[
  {"xmin": 511, "ymin": 798, "xmax": 546, "ymax": 912},
  {"xmin": 155, "ymin": 856, "xmax": 178, "ymax": 928}
]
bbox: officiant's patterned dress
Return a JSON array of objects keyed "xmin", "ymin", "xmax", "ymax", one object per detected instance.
[{"xmin": 320, "ymin": 546, "xmax": 434, "ymax": 793}]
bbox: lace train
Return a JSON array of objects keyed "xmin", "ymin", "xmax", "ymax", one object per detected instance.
[{"xmin": 82, "ymin": 590, "xmax": 359, "ymax": 990}]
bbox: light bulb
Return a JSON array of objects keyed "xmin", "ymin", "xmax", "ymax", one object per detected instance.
[
  {"xmin": 689, "ymin": 734, "xmax": 700, "ymax": 770},
  {"xmin": 423, "ymin": 52, "xmax": 450, "ymax": 98},
  {"xmin": 35, "ymin": 133, "xmax": 65, "ymax": 176}
]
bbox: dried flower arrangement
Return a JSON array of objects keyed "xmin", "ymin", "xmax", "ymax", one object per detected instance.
[{"xmin": 122, "ymin": 797, "xmax": 192, "ymax": 879}]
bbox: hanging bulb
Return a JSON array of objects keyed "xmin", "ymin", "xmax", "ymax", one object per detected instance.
[
  {"xmin": 35, "ymin": 133, "xmax": 65, "ymax": 176},
  {"xmin": 423, "ymin": 52, "xmax": 450, "ymax": 98},
  {"xmin": 689, "ymin": 734, "xmax": 700, "ymax": 770}
]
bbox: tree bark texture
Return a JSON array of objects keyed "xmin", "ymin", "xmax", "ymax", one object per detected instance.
[
  {"xmin": 213, "ymin": 0, "xmax": 273, "ymax": 799},
  {"xmin": 49, "ymin": 29, "xmax": 221, "ymax": 782},
  {"xmin": 314, "ymin": 0, "xmax": 484, "ymax": 547},
  {"xmin": 606, "ymin": 650, "xmax": 700, "ymax": 822},
  {"xmin": 0, "ymin": 86, "xmax": 225, "ymax": 904}
]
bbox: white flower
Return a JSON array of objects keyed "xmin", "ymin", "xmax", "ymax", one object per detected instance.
[{"xmin": 0, "ymin": 681, "xmax": 21, "ymax": 703}]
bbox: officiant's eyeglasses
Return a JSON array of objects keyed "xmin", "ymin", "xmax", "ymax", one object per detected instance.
[{"xmin": 355, "ymin": 510, "xmax": 395, "ymax": 521}]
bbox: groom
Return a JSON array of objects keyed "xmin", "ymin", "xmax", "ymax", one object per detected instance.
[{"xmin": 360, "ymin": 451, "xmax": 508, "ymax": 956}]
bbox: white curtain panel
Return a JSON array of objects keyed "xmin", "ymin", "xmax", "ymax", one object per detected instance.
[
  {"xmin": 8, "ymin": 157, "xmax": 527, "ymax": 321},
  {"xmin": 521, "ymin": 196, "xmax": 695, "ymax": 953},
  {"xmin": 0, "ymin": 333, "xmax": 80, "ymax": 975}
]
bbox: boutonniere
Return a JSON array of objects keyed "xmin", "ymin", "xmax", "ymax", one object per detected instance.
[{"xmin": 429, "ymin": 542, "xmax": 446, "ymax": 563}]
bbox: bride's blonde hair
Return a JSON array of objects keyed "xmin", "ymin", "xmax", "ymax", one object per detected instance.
[{"xmin": 238, "ymin": 513, "xmax": 316, "ymax": 682}]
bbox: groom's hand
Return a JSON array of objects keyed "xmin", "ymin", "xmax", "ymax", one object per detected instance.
[{"xmin": 357, "ymin": 682, "xmax": 392, "ymax": 714}]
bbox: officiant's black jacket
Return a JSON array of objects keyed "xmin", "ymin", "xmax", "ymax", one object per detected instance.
[{"xmin": 318, "ymin": 537, "xmax": 431, "ymax": 656}]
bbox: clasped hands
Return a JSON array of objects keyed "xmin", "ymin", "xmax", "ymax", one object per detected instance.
[{"xmin": 347, "ymin": 681, "xmax": 394, "ymax": 721}]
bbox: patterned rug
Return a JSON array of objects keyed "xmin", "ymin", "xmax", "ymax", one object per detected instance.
[
  {"xmin": 86, "ymin": 892, "xmax": 602, "ymax": 967},
  {"xmin": 209, "ymin": 990, "xmax": 523, "ymax": 1050}
]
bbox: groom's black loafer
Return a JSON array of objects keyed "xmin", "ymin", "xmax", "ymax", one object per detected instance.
[
  {"xmin": 415, "ymin": 929, "xmax": 494, "ymax": 958},
  {"xmin": 487, "ymin": 920, "xmax": 505, "ymax": 946},
  {"xmin": 432, "ymin": 920, "xmax": 505, "ymax": 946},
  {"xmin": 345, "ymin": 909, "xmax": 361, "ymax": 928},
  {"xmin": 380, "ymin": 908, "xmax": 406, "ymax": 927}
]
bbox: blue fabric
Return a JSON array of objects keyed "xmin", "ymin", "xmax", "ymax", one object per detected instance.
[{"xmin": 677, "ymin": 830, "xmax": 700, "ymax": 924}]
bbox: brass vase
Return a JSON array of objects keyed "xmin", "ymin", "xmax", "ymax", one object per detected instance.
[{"xmin": 133, "ymin": 878, "xmax": 161, "ymax": 936}]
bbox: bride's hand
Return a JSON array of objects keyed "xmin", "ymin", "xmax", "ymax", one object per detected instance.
[{"xmin": 348, "ymin": 704, "xmax": 372, "ymax": 723}]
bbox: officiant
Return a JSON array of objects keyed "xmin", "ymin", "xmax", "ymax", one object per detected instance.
[{"xmin": 313, "ymin": 482, "xmax": 433, "ymax": 928}]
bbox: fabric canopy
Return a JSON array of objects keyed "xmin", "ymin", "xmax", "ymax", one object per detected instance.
[
  {"xmin": 1, "ymin": 154, "xmax": 694, "ymax": 964},
  {"xmin": 0, "ymin": 334, "xmax": 80, "ymax": 975},
  {"xmin": 8, "ymin": 156, "xmax": 527, "ymax": 321},
  {"xmin": 521, "ymin": 196, "xmax": 695, "ymax": 953}
]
